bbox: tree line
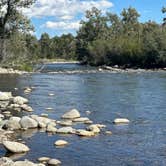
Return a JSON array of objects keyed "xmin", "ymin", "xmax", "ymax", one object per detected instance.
[{"xmin": 0, "ymin": 0, "xmax": 166, "ymax": 70}]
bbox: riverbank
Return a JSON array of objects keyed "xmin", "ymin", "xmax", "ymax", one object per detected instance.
[{"xmin": 0, "ymin": 67, "xmax": 28, "ymax": 74}]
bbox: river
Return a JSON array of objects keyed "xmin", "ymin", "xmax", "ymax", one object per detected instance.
[{"xmin": 0, "ymin": 63, "xmax": 166, "ymax": 166}]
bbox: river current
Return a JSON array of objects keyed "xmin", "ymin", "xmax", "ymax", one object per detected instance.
[{"xmin": 0, "ymin": 63, "xmax": 166, "ymax": 166}]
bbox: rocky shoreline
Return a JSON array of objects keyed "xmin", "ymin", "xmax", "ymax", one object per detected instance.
[
  {"xmin": 0, "ymin": 67, "xmax": 28, "ymax": 74},
  {"xmin": 0, "ymin": 90, "xmax": 130, "ymax": 166},
  {"xmin": 99, "ymin": 65, "xmax": 166, "ymax": 73}
]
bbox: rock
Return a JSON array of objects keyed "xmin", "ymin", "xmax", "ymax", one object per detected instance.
[
  {"xmin": 113, "ymin": 118, "xmax": 130, "ymax": 124},
  {"xmin": 86, "ymin": 111, "xmax": 91, "ymax": 115},
  {"xmin": 38, "ymin": 122, "xmax": 47, "ymax": 128},
  {"xmin": 34, "ymin": 116, "xmax": 53, "ymax": 126},
  {"xmin": 54, "ymin": 140, "xmax": 68, "ymax": 146},
  {"xmin": 56, "ymin": 127, "xmax": 75, "ymax": 134},
  {"xmin": 3, "ymin": 141, "xmax": 30, "ymax": 153},
  {"xmin": 24, "ymin": 87, "xmax": 32, "ymax": 94},
  {"xmin": 9, "ymin": 117, "xmax": 21, "ymax": 122},
  {"xmin": 0, "ymin": 157, "xmax": 14, "ymax": 166},
  {"xmin": 87, "ymin": 125, "xmax": 100, "ymax": 133},
  {"xmin": 48, "ymin": 93, "xmax": 54, "ymax": 96},
  {"xmin": 84, "ymin": 120, "xmax": 93, "ymax": 124},
  {"xmin": 20, "ymin": 116, "xmax": 38, "ymax": 129},
  {"xmin": 76, "ymin": 129, "xmax": 95, "ymax": 137},
  {"xmin": 57, "ymin": 120, "xmax": 72, "ymax": 126},
  {"xmin": 41, "ymin": 113, "xmax": 49, "ymax": 117},
  {"xmin": 46, "ymin": 124, "xmax": 57, "ymax": 133},
  {"xmin": 73, "ymin": 117, "xmax": 89, "ymax": 122},
  {"xmin": 38, "ymin": 157, "xmax": 50, "ymax": 163},
  {"xmin": 13, "ymin": 96, "xmax": 28, "ymax": 105},
  {"xmin": 7, "ymin": 104, "xmax": 21, "ymax": 112},
  {"xmin": 61, "ymin": 109, "xmax": 80, "ymax": 119},
  {"xmin": 105, "ymin": 131, "xmax": 112, "ymax": 135},
  {"xmin": 21, "ymin": 104, "xmax": 33, "ymax": 112},
  {"xmin": 48, "ymin": 159, "xmax": 61, "ymax": 165},
  {"xmin": 4, "ymin": 119, "xmax": 21, "ymax": 130},
  {"xmin": 95, "ymin": 124, "xmax": 106, "ymax": 128},
  {"xmin": 0, "ymin": 101, "xmax": 10, "ymax": 109},
  {"xmin": 0, "ymin": 114, "xmax": 5, "ymax": 119},
  {"xmin": 0, "ymin": 92, "xmax": 12, "ymax": 101},
  {"xmin": 13, "ymin": 160, "xmax": 39, "ymax": 166}
]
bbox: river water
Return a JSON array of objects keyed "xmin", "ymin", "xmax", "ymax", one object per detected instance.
[{"xmin": 1, "ymin": 63, "xmax": 166, "ymax": 166}]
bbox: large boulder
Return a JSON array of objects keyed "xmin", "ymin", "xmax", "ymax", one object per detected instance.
[
  {"xmin": 4, "ymin": 118, "xmax": 21, "ymax": 130},
  {"xmin": 13, "ymin": 96, "xmax": 28, "ymax": 105},
  {"xmin": 3, "ymin": 141, "xmax": 30, "ymax": 153},
  {"xmin": 20, "ymin": 116, "xmax": 38, "ymax": 129},
  {"xmin": 0, "ymin": 92, "xmax": 12, "ymax": 101},
  {"xmin": 61, "ymin": 109, "xmax": 80, "ymax": 119}
]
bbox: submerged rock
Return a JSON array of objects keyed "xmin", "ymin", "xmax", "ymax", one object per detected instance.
[
  {"xmin": 61, "ymin": 109, "xmax": 80, "ymax": 119},
  {"xmin": 3, "ymin": 141, "xmax": 30, "ymax": 153}
]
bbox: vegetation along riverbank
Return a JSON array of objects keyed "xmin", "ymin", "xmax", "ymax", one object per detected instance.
[{"xmin": 0, "ymin": 0, "xmax": 166, "ymax": 70}]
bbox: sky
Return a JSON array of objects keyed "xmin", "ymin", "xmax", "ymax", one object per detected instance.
[{"xmin": 23, "ymin": 0, "xmax": 166, "ymax": 38}]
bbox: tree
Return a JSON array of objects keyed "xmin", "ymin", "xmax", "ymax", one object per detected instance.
[
  {"xmin": 76, "ymin": 7, "xmax": 107, "ymax": 63},
  {"xmin": 0, "ymin": 0, "xmax": 35, "ymax": 60},
  {"xmin": 162, "ymin": 7, "xmax": 166, "ymax": 26},
  {"xmin": 39, "ymin": 33, "xmax": 51, "ymax": 59}
]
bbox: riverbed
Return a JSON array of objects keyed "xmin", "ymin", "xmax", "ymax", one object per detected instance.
[{"xmin": 0, "ymin": 63, "xmax": 166, "ymax": 166}]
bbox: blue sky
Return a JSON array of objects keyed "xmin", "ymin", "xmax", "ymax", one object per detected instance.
[{"xmin": 23, "ymin": 0, "xmax": 166, "ymax": 38}]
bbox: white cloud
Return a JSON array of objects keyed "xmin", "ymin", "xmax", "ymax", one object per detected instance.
[
  {"xmin": 45, "ymin": 21, "xmax": 80, "ymax": 30},
  {"xmin": 23, "ymin": 0, "xmax": 113, "ymax": 31},
  {"xmin": 24, "ymin": 0, "xmax": 113, "ymax": 19}
]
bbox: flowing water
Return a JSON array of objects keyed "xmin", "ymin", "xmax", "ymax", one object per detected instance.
[{"xmin": 0, "ymin": 63, "xmax": 166, "ymax": 166}]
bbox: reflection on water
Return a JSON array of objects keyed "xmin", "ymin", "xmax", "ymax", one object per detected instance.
[{"xmin": 0, "ymin": 64, "xmax": 166, "ymax": 165}]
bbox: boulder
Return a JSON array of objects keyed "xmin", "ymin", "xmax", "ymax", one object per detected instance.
[
  {"xmin": 46, "ymin": 124, "xmax": 57, "ymax": 133},
  {"xmin": 56, "ymin": 127, "xmax": 75, "ymax": 134},
  {"xmin": 113, "ymin": 118, "xmax": 130, "ymax": 124},
  {"xmin": 61, "ymin": 109, "xmax": 80, "ymax": 119},
  {"xmin": 86, "ymin": 124, "xmax": 100, "ymax": 133},
  {"xmin": 57, "ymin": 120, "xmax": 72, "ymax": 126},
  {"xmin": 54, "ymin": 140, "xmax": 68, "ymax": 146},
  {"xmin": 76, "ymin": 129, "xmax": 95, "ymax": 137},
  {"xmin": 0, "ymin": 92, "xmax": 12, "ymax": 101},
  {"xmin": 73, "ymin": 117, "xmax": 89, "ymax": 122},
  {"xmin": 20, "ymin": 116, "xmax": 38, "ymax": 129},
  {"xmin": 4, "ymin": 119, "xmax": 21, "ymax": 130},
  {"xmin": 13, "ymin": 96, "xmax": 28, "ymax": 105},
  {"xmin": 38, "ymin": 157, "xmax": 50, "ymax": 163},
  {"xmin": 48, "ymin": 159, "xmax": 61, "ymax": 165},
  {"xmin": 3, "ymin": 141, "xmax": 30, "ymax": 153},
  {"xmin": 0, "ymin": 157, "xmax": 14, "ymax": 166},
  {"xmin": 21, "ymin": 105, "xmax": 33, "ymax": 112}
]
